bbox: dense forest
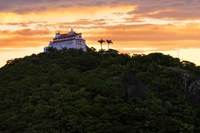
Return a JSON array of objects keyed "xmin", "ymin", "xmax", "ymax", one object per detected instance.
[{"xmin": 1, "ymin": 47, "xmax": 200, "ymax": 133}]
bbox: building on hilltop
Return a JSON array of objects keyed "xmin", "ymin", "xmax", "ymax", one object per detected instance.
[{"xmin": 44, "ymin": 29, "xmax": 87, "ymax": 52}]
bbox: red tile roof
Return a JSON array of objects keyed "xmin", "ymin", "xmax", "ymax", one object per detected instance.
[
  {"xmin": 53, "ymin": 32, "xmax": 81, "ymax": 40},
  {"xmin": 52, "ymin": 38, "xmax": 85, "ymax": 44}
]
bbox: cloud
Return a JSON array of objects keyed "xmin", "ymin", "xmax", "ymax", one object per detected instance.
[
  {"xmin": 85, "ymin": 24, "xmax": 200, "ymax": 41},
  {"xmin": 0, "ymin": 29, "xmax": 52, "ymax": 47},
  {"xmin": 58, "ymin": 19, "xmax": 107, "ymax": 28},
  {"xmin": 0, "ymin": 36, "xmax": 50, "ymax": 48},
  {"xmin": 0, "ymin": 0, "xmax": 199, "ymax": 21},
  {"xmin": 127, "ymin": 0, "xmax": 200, "ymax": 20},
  {"xmin": 0, "ymin": 0, "xmax": 120, "ymax": 13},
  {"xmin": 1, "ymin": 18, "xmax": 200, "ymax": 51},
  {"xmin": 0, "ymin": 29, "xmax": 51, "ymax": 36},
  {"xmin": 83, "ymin": 23, "xmax": 200, "ymax": 50},
  {"xmin": 0, "ymin": 1, "xmax": 200, "ymax": 51}
]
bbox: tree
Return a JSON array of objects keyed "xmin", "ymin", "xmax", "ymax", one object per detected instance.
[
  {"xmin": 1, "ymin": 50, "xmax": 200, "ymax": 132},
  {"xmin": 106, "ymin": 40, "xmax": 113, "ymax": 50},
  {"xmin": 46, "ymin": 47, "xmax": 58, "ymax": 52},
  {"xmin": 98, "ymin": 39, "xmax": 105, "ymax": 50}
]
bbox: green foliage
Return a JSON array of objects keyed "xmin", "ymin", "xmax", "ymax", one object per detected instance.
[{"xmin": 0, "ymin": 48, "xmax": 200, "ymax": 132}]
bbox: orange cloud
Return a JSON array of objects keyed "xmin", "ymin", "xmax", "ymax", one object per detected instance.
[
  {"xmin": 0, "ymin": 2, "xmax": 200, "ymax": 52},
  {"xmin": 1, "ymin": 23, "xmax": 200, "ymax": 51},
  {"xmin": 0, "ymin": 36, "xmax": 51, "ymax": 48},
  {"xmin": 0, "ymin": 29, "xmax": 51, "ymax": 36},
  {"xmin": 82, "ymin": 23, "xmax": 200, "ymax": 51}
]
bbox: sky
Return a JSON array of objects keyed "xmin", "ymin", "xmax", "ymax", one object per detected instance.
[{"xmin": 1, "ymin": 0, "xmax": 200, "ymax": 67}]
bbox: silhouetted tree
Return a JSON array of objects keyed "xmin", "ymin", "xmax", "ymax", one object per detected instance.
[
  {"xmin": 46, "ymin": 47, "xmax": 57, "ymax": 52},
  {"xmin": 98, "ymin": 39, "xmax": 105, "ymax": 50},
  {"xmin": 106, "ymin": 40, "xmax": 113, "ymax": 50}
]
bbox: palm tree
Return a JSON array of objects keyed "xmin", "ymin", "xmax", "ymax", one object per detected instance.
[
  {"xmin": 106, "ymin": 40, "xmax": 113, "ymax": 50},
  {"xmin": 98, "ymin": 39, "xmax": 105, "ymax": 50}
]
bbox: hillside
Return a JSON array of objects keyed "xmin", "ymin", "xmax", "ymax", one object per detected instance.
[{"xmin": 1, "ymin": 48, "xmax": 200, "ymax": 132}]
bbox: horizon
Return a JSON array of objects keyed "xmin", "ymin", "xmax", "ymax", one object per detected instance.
[{"xmin": 1, "ymin": 0, "xmax": 200, "ymax": 67}]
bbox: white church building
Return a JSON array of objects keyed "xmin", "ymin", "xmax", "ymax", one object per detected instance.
[{"xmin": 44, "ymin": 29, "xmax": 87, "ymax": 52}]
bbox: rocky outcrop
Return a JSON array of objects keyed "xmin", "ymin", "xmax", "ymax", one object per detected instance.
[
  {"xmin": 112, "ymin": 74, "xmax": 146, "ymax": 100},
  {"xmin": 177, "ymin": 69, "xmax": 200, "ymax": 104},
  {"xmin": 120, "ymin": 74, "xmax": 146, "ymax": 100},
  {"xmin": 187, "ymin": 80, "xmax": 200, "ymax": 104}
]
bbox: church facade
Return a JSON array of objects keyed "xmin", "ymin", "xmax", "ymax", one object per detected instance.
[{"xmin": 44, "ymin": 29, "xmax": 87, "ymax": 52}]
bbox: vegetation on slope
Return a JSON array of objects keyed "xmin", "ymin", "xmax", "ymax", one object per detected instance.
[{"xmin": 1, "ymin": 48, "xmax": 200, "ymax": 133}]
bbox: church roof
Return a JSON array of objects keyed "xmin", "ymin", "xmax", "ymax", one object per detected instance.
[
  {"xmin": 52, "ymin": 38, "xmax": 85, "ymax": 43},
  {"xmin": 53, "ymin": 30, "xmax": 81, "ymax": 40}
]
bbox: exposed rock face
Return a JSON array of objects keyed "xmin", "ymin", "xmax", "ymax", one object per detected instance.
[
  {"xmin": 187, "ymin": 80, "xmax": 200, "ymax": 104},
  {"xmin": 179, "ymin": 70, "xmax": 200, "ymax": 104},
  {"xmin": 181, "ymin": 72, "xmax": 191, "ymax": 90},
  {"xmin": 121, "ymin": 74, "xmax": 146, "ymax": 100},
  {"xmin": 114, "ymin": 67, "xmax": 200, "ymax": 104}
]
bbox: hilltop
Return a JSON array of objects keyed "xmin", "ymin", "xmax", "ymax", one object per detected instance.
[{"xmin": 1, "ymin": 48, "xmax": 200, "ymax": 132}]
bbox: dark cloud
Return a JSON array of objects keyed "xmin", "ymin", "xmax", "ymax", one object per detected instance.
[
  {"xmin": 0, "ymin": 0, "xmax": 199, "ymax": 20},
  {"xmin": 14, "ymin": 6, "xmax": 48, "ymax": 14},
  {"xmin": 0, "ymin": 0, "xmax": 114, "ymax": 13},
  {"xmin": 128, "ymin": 0, "xmax": 200, "ymax": 20}
]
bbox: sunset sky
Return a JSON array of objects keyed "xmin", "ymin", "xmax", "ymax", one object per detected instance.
[{"xmin": 1, "ymin": 0, "xmax": 200, "ymax": 67}]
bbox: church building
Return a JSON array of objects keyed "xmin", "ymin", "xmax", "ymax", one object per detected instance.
[{"xmin": 44, "ymin": 29, "xmax": 87, "ymax": 52}]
